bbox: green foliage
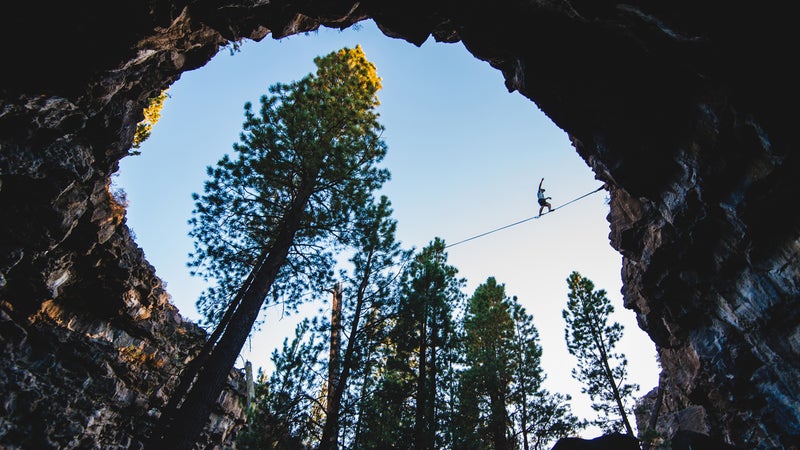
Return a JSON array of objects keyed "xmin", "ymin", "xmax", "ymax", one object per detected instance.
[
  {"xmin": 236, "ymin": 319, "xmax": 327, "ymax": 449},
  {"xmin": 459, "ymin": 277, "xmax": 515, "ymax": 450},
  {"xmin": 239, "ymin": 262, "xmax": 591, "ymax": 450},
  {"xmin": 456, "ymin": 278, "xmax": 582, "ymax": 450},
  {"xmin": 239, "ymin": 195, "xmax": 410, "ymax": 450},
  {"xmin": 132, "ymin": 90, "xmax": 169, "ymax": 151},
  {"xmin": 360, "ymin": 239, "xmax": 465, "ymax": 449},
  {"xmin": 187, "ymin": 45, "xmax": 389, "ymax": 329},
  {"xmin": 562, "ymin": 271, "xmax": 638, "ymax": 435}
]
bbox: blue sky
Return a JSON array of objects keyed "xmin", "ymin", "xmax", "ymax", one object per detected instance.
[{"xmin": 116, "ymin": 20, "xmax": 659, "ymax": 435}]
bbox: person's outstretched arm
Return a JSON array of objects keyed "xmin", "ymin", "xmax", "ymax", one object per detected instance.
[{"xmin": 539, "ymin": 178, "xmax": 544, "ymax": 190}]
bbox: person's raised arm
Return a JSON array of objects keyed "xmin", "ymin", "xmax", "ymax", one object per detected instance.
[{"xmin": 539, "ymin": 178, "xmax": 544, "ymax": 190}]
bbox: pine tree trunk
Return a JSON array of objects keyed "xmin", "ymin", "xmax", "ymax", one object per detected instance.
[
  {"xmin": 590, "ymin": 327, "xmax": 635, "ymax": 436},
  {"xmin": 487, "ymin": 378, "xmax": 511, "ymax": 450},
  {"xmin": 148, "ymin": 250, "xmax": 266, "ymax": 446},
  {"xmin": 415, "ymin": 317, "xmax": 428, "ymax": 450},
  {"xmin": 147, "ymin": 187, "xmax": 313, "ymax": 450},
  {"xmin": 321, "ymin": 282, "xmax": 343, "ymax": 450},
  {"xmin": 320, "ymin": 252, "xmax": 373, "ymax": 450}
]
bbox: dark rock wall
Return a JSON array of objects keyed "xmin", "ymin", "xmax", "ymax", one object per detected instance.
[
  {"xmin": 1, "ymin": 1, "xmax": 797, "ymax": 448},
  {"xmin": 0, "ymin": 186, "xmax": 246, "ymax": 449}
]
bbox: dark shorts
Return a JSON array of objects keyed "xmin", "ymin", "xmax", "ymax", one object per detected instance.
[{"xmin": 538, "ymin": 198, "xmax": 548, "ymax": 206}]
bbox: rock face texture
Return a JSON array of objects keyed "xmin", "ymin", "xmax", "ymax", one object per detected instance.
[
  {"xmin": 0, "ymin": 187, "xmax": 246, "ymax": 448},
  {"xmin": 1, "ymin": 1, "xmax": 797, "ymax": 449}
]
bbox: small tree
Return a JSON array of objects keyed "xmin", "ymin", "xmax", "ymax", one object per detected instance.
[
  {"xmin": 132, "ymin": 89, "xmax": 169, "ymax": 151},
  {"xmin": 237, "ymin": 319, "xmax": 327, "ymax": 450},
  {"xmin": 562, "ymin": 271, "xmax": 638, "ymax": 436}
]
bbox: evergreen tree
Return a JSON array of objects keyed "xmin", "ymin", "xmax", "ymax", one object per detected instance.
[
  {"xmin": 457, "ymin": 278, "xmax": 581, "ymax": 450},
  {"xmin": 360, "ymin": 239, "xmax": 464, "ymax": 450},
  {"xmin": 562, "ymin": 271, "xmax": 638, "ymax": 436},
  {"xmin": 461, "ymin": 277, "xmax": 515, "ymax": 450},
  {"xmin": 149, "ymin": 46, "xmax": 388, "ymax": 450},
  {"xmin": 237, "ymin": 319, "xmax": 327, "ymax": 449},
  {"xmin": 319, "ymin": 196, "xmax": 410, "ymax": 449},
  {"xmin": 508, "ymin": 302, "xmax": 581, "ymax": 450}
]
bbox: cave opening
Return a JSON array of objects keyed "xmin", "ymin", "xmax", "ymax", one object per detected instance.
[{"xmin": 113, "ymin": 19, "xmax": 659, "ymax": 436}]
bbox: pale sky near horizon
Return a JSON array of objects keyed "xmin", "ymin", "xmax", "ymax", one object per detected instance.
[{"xmin": 116, "ymin": 20, "xmax": 660, "ymax": 437}]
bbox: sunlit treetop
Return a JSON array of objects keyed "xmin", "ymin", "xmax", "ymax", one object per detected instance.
[
  {"xmin": 188, "ymin": 45, "xmax": 390, "ymax": 327},
  {"xmin": 132, "ymin": 89, "xmax": 169, "ymax": 151}
]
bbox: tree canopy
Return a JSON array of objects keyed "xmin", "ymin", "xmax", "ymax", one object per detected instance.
[
  {"xmin": 187, "ymin": 45, "xmax": 388, "ymax": 328},
  {"xmin": 150, "ymin": 46, "xmax": 390, "ymax": 450}
]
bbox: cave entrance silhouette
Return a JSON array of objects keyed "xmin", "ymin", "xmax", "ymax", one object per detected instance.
[{"xmin": 115, "ymin": 19, "xmax": 660, "ymax": 440}]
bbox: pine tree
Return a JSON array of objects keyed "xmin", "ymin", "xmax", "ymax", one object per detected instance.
[
  {"xmin": 319, "ymin": 196, "xmax": 409, "ymax": 449},
  {"xmin": 461, "ymin": 277, "xmax": 515, "ymax": 450},
  {"xmin": 562, "ymin": 271, "xmax": 638, "ymax": 435},
  {"xmin": 508, "ymin": 302, "xmax": 581, "ymax": 450},
  {"xmin": 237, "ymin": 319, "xmax": 327, "ymax": 449},
  {"xmin": 457, "ymin": 278, "xmax": 581, "ymax": 450},
  {"xmin": 148, "ymin": 46, "xmax": 389, "ymax": 450},
  {"xmin": 405, "ymin": 240, "xmax": 463, "ymax": 450},
  {"xmin": 360, "ymin": 239, "xmax": 464, "ymax": 450}
]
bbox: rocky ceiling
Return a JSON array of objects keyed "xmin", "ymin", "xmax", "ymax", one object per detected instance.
[{"xmin": 1, "ymin": 1, "xmax": 797, "ymax": 448}]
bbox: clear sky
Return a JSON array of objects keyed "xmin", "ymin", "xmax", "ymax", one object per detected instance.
[{"xmin": 116, "ymin": 20, "xmax": 659, "ymax": 436}]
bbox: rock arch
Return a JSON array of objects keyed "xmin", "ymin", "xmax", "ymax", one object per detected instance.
[{"xmin": 0, "ymin": 2, "xmax": 797, "ymax": 448}]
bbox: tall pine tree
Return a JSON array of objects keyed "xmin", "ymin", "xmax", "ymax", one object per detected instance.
[
  {"xmin": 149, "ymin": 46, "xmax": 389, "ymax": 450},
  {"xmin": 461, "ymin": 277, "xmax": 515, "ymax": 450},
  {"xmin": 457, "ymin": 278, "xmax": 581, "ymax": 450}
]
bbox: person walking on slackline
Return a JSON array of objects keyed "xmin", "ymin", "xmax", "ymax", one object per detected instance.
[{"xmin": 537, "ymin": 177, "xmax": 552, "ymax": 216}]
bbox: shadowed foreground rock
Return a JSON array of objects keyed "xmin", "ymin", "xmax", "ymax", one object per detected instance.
[
  {"xmin": 551, "ymin": 433, "xmax": 639, "ymax": 450},
  {"xmin": 1, "ymin": 0, "xmax": 798, "ymax": 448},
  {"xmin": 670, "ymin": 430, "xmax": 743, "ymax": 450}
]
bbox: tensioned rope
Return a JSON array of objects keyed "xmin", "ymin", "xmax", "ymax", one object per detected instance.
[{"xmin": 444, "ymin": 185, "xmax": 606, "ymax": 249}]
